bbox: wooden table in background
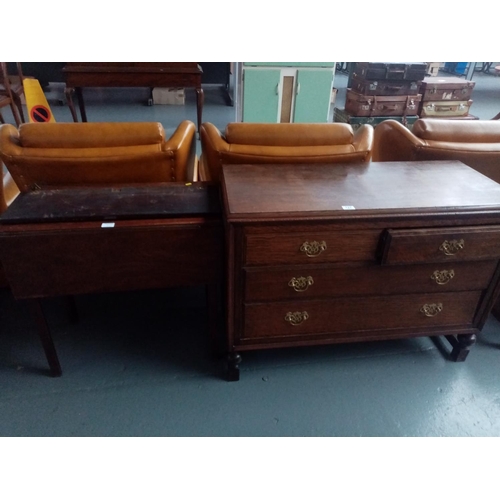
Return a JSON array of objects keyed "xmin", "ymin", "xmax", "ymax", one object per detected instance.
[
  {"xmin": 63, "ymin": 63, "xmax": 204, "ymax": 132},
  {"xmin": 0, "ymin": 183, "xmax": 223, "ymax": 376}
]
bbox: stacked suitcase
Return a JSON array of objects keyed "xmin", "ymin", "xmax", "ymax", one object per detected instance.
[
  {"xmin": 418, "ymin": 76, "xmax": 477, "ymax": 120},
  {"xmin": 334, "ymin": 62, "xmax": 426, "ymax": 129}
]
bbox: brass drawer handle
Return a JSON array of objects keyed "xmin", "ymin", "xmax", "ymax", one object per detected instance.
[
  {"xmin": 300, "ymin": 240, "xmax": 327, "ymax": 257},
  {"xmin": 288, "ymin": 276, "xmax": 314, "ymax": 292},
  {"xmin": 431, "ymin": 269, "xmax": 455, "ymax": 285},
  {"xmin": 420, "ymin": 303, "xmax": 443, "ymax": 317},
  {"xmin": 285, "ymin": 311, "xmax": 309, "ymax": 325},
  {"xmin": 439, "ymin": 239, "xmax": 464, "ymax": 256}
]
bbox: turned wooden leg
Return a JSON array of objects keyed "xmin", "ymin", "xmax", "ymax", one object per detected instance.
[
  {"xmin": 226, "ymin": 352, "xmax": 241, "ymax": 382},
  {"xmin": 446, "ymin": 333, "xmax": 477, "ymax": 362},
  {"xmin": 65, "ymin": 87, "xmax": 79, "ymax": 122},
  {"xmin": 27, "ymin": 299, "xmax": 62, "ymax": 377}
]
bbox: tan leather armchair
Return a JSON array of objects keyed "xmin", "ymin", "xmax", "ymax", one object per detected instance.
[
  {"xmin": 199, "ymin": 122, "xmax": 374, "ymax": 181},
  {"xmin": 0, "ymin": 120, "xmax": 197, "ymax": 191},
  {"xmin": 373, "ymin": 118, "xmax": 500, "ymax": 184}
]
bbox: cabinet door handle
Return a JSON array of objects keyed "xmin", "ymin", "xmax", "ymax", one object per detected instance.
[
  {"xmin": 296, "ymin": 82, "xmax": 301, "ymax": 95},
  {"xmin": 276, "ymin": 82, "xmax": 281, "ymax": 95},
  {"xmin": 431, "ymin": 269, "xmax": 455, "ymax": 285},
  {"xmin": 439, "ymin": 239, "xmax": 465, "ymax": 256},
  {"xmin": 420, "ymin": 303, "xmax": 443, "ymax": 317},
  {"xmin": 285, "ymin": 311, "xmax": 309, "ymax": 325},
  {"xmin": 288, "ymin": 276, "xmax": 314, "ymax": 292},
  {"xmin": 300, "ymin": 241, "xmax": 327, "ymax": 257}
]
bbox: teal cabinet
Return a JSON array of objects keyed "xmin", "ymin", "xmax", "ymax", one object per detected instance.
[
  {"xmin": 242, "ymin": 68, "xmax": 281, "ymax": 123},
  {"xmin": 241, "ymin": 63, "xmax": 335, "ymax": 123}
]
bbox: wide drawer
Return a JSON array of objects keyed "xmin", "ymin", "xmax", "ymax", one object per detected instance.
[
  {"xmin": 244, "ymin": 230, "xmax": 381, "ymax": 266},
  {"xmin": 242, "ymin": 291, "xmax": 482, "ymax": 340},
  {"xmin": 380, "ymin": 226, "xmax": 500, "ymax": 264},
  {"xmin": 244, "ymin": 260, "xmax": 497, "ymax": 302}
]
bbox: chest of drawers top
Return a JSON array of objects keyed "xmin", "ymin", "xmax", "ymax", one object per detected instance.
[{"xmin": 221, "ymin": 161, "xmax": 500, "ymax": 224}]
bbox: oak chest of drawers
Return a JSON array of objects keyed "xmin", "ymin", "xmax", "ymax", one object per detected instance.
[{"xmin": 221, "ymin": 161, "xmax": 500, "ymax": 381}]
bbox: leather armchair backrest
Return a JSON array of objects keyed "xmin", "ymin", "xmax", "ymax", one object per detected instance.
[
  {"xmin": 413, "ymin": 119, "xmax": 500, "ymax": 143},
  {"xmin": 19, "ymin": 122, "xmax": 166, "ymax": 148},
  {"xmin": 224, "ymin": 122, "xmax": 355, "ymax": 146},
  {"xmin": 0, "ymin": 121, "xmax": 197, "ymax": 191}
]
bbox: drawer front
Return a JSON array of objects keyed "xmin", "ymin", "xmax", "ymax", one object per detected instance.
[
  {"xmin": 245, "ymin": 230, "xmax": 381, "ymax": 266},
  {"xmin": 244, "ymin": 261, "xmax": 497, "ymax": 302},
  {"xmin": 242, "ymin": 291, "xmax": 482, "ymax": 340},
  {"xmin": 381, "ymin": 226, "xmax": 500, "ymax": 264}
]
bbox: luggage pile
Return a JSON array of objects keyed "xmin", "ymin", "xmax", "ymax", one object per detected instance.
[
  {"xmin": 334, "ymin": 62, "xmax": 426, "ymax": 130},
  {"xmin": 418, "ymin": 76, "xmax": 477, "ymax": 120}
]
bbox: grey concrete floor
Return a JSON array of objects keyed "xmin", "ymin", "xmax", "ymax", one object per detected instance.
[{"xmin": 2, "ymin": 65, "xmax": 500, "ymax": 439}]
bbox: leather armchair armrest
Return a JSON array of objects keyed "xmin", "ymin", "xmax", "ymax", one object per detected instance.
[
  {"xmin": 0, "ymin": 124, "xmax": 22, "ymax": 163},
  {"xmin": 163, "ymin": 120, "xmax": 196, "ymax": 181},
  {"xmin": 352, "ymin": 124, "xmax": 374, "ymax": 160},
  {"xmin": 372, "ymin": 120, "xmax": 425, "ymax": 162},
  {"xmin": 200, "ymin": 123, "xmax": 230, "ymax": 181}
]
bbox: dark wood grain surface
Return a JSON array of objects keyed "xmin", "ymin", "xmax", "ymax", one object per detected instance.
[
  {"xmin": 222, "ymin": 161, "xmax": 500, "ymax": 220},
  {"xmin": 0, "ymin": 183, "xmax": 221, "ymax": 224}
]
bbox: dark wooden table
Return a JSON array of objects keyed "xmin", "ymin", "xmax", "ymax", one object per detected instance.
[
  {"xmin": 221, "ymin": 161, "xmax": 500, "ymax": 380},
  {"xmin": 63, "ymin": 63, "xmax": 204, "ymax": 132},
  {"xmin": 0, "ymin": 183, "xmax": 223, "ymax": 376}
]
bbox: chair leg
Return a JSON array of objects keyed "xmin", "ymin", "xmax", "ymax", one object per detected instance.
[
  {"xmin": 12, "ymin": 94, "xmax": 25, "ymax": 123},
  {"xmin": 9, "ymin": 102, "xmax": 22, "ymax": 127}
]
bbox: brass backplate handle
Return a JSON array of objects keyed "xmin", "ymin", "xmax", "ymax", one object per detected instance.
[
  {"xmin": 420, "ymin": 303, "xmax": 443, "ymax": 317},
  {"xmin": 288, "ymin": 276, "xmax": 314, "ymax": 292},
  {"xmin": 439, "ymin": 239, "xmax": 464, "ymax": 256},
  {"xmin": 300, "ymin": 241, "xmax": 327, "ymax": 257},
  {"xmin": 285, "ymin": 311, "xmax": 309, "ymax": 326},
  {"xmin": 431, "ymin": 269, "xmax": 455, "ymax": 285}
]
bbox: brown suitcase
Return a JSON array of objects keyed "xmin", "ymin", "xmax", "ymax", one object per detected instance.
[
  {"xmin": 420, "ymin": 76, "xmax": 475, "ymax": 101},
  {"xmin": 419, "ymin": 99, "xmax": 473, "ymax": 118},
  {"xmin": 352, "ymin": 62, "xmax": 427, "ymax": 81},
  {"xmin": 350, "ymin": 76, "xmax": 421, "ymax": 96},
  {"xmin": 345, "ymin": 89, "xmax": 421, "ymax": 117}
]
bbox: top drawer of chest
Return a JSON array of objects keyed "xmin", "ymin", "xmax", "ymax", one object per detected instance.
[
  {"xmin": 380, "ymin": 226, "xmax": 500, "ymax": 264},
  {"xmin": 244, "ymin": 230, "xmax": 381, "ymax": 266}
]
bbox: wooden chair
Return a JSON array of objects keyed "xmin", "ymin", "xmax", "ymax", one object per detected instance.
[
  {"xmin": 0, "ymin": 63, "xmax": 26, "ymax": 123},
  {"xmin": 0, "ymin": 63, "xmax": 22, "ymax": 127}
]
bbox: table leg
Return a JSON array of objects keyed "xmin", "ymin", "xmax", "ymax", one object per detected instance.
[
  {"xmin": 75, "ymin": 87, "xmax": 87, "ymax": 122},
  {"xmin": 27, "ymin": 299, "xmax": 62, "ymax": 377},
  {"xmin": 445, "ymin": 333, "xmax": 477, "ymax": 362},
  {"xmin": 64, "ymin": 87, "xmax": 79, "ymax": 122},
  {"xmin": 195, "ymin": 86, "xmax": 204, "ymax": 134}
]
